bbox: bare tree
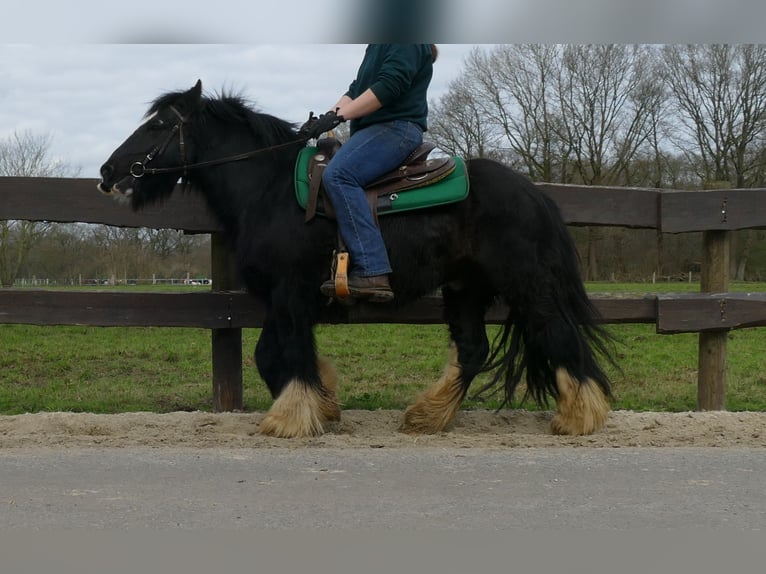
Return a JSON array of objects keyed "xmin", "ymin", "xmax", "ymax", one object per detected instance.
[
  {"xmin": 429, "ymin": 44, "xmax": 675, "ymax": 280},
  {"xmin": 0, "ymin": 130, "xmax": 81, "ymax": 287},
  {"xmin": 449, "ymin": 45, "xmax": 567, "ymax": 180},
  {"xmin": 662, "ymin": 44, "xmax": 766, "ymax": 184},
  {"xmin": 662, "ymin": 44, "xmax": 766, "ymax": 279},
  {"xmin": 428, "ymin": 74, "xmax": 497, "ymax": 159},
  {"xmin": 554, "ymin": 44, "xmax": 657, "ymax": 186},
  {"xmin": 487, "ymin": 44, "xmax": 567, "ymax": 181},
  {"xmin": 553, "ymin": 45, "xmax": 660, "ymax": 279},
  {"xmin": 728, "ymin": 45, "xmax": 766, "ymax": 188},
  {"xmin": 415, "ymin": 53, "xmax": 763, "ymax": 280},
  {"xmin": 144, "ymin": 229, "xmax": 206, "ymax": 261},
  {"xmin": 20, "ymin": 223, "xmax": 89, "ymax": 284},
  {"xmin": 143, "ymin": 228, "xmax": 209, "ymax": 280},
  {"xmin": 88, "ymin": 225, "xmax": 152, "ymax": 284}
]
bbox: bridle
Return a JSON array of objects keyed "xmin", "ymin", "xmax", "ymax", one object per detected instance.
[
  {"xmin": 129, "ymin": 105, "xmax": 189, "ymax": 178},
  {"xmin": 128, "ymin": 104, "xmax": 306, "ymax": 179}
]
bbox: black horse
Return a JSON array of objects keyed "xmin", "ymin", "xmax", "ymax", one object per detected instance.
[{"xmin": 98, "ymin": 80, "xmax": 615, "ymax": 438}]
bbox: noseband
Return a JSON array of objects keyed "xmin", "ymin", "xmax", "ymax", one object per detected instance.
[{"xmin": 127, "ymin": 106, "xmax": 307, "ymax": 179}]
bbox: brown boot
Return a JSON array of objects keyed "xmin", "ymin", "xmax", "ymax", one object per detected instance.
[
  {"xmin": 321, "ymin": 274, "xmax": 394, "ymax": 303},
  {"xmin": 320, "ymin": 279, "xmax": 339, "ymax": 298},
  {"xmin": 347, "ymin": 274, "xmax": 394, "ymax": 303}
]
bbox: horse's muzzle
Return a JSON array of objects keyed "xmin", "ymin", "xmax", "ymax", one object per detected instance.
[
  {"xmin": 97, "ymin": 174, "xmax": 134, "ymax": 197},
  {"xmin": 99, "ymin": 162, "xmax": 137, "ymax": 195}
]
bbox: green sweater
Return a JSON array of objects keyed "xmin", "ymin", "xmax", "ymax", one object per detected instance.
[{"xmin": 345, "ymin": 44, "xmax": 434, "ymax": 134}]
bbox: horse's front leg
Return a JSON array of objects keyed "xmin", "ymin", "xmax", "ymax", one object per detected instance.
[{"xmin": 256, "ymin": 289, "xmax": 340, "ymax": 438}]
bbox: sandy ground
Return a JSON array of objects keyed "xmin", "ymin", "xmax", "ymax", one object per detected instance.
[{"xmin": 1, "ymin": 409, "xmax": 764, "ymax": 449}]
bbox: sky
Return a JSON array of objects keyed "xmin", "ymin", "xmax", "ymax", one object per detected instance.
[
  {"xmin": 0, "ymin": 44, "xmax": 484, "ymax": 177},
  {"xmin": 2, "ymin": 0, "xmax": 765, "ymax": 179}
]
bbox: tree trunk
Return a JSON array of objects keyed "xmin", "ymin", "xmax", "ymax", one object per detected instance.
[
  {"xmin": 586, "ymin": 227, "xmax": 600, "ymax": 281},
  {"xmin": 734, "ymin": 230, "xmax": 753, "ymax": 281}
]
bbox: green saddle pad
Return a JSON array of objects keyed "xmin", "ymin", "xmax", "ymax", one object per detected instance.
[{"xmin": 294, "ymin": 146, "xmax": 469, "ymax": 217}]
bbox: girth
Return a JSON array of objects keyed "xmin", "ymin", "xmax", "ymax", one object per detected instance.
[{"xmin": 304, "ymin": 137, "xmax": 456, "ymax": 223}]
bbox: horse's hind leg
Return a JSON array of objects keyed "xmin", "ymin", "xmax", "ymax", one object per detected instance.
[
  {"xmin": 400, "ymin": 283, "xmax": 492, "ymax": 434},
  {"xmin": 256, "ymin": 306, "xmax": 340, "ymax": 439},
  {"xmin": 550, "ymin": 367, "xmax": 610, "ymax": 436},
  {"xmin": 521, "ymin": 299, "xmax": 611, "ymax": 436}
]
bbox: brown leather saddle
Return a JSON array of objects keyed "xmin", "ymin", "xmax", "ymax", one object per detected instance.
[{"xmin": 303, "ymin": 137, "xmax": 456, "ymax": 224}]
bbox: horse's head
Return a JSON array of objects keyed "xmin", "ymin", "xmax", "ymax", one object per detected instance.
[{"xmin": 98, "ymin": 80, "xmax": 204, "ymax": 208}]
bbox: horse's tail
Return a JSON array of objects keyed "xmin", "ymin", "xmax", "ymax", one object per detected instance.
[{"xmin": 478, "ymin": 191, "xmax": 616, "ymax": 418}]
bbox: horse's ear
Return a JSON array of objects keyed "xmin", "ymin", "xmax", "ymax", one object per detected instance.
[
  {"xmin": 179, "ymin": 80, "xmax": 204, "ymax": 114},
  {"xmin": 189, "ymin": 79, "xmax": 202, "ymax": 105}
]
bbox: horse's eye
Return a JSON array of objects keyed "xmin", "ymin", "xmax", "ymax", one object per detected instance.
[{"xmin": 149, "ymin": 119, "xmax": 167, "ymax": 130}]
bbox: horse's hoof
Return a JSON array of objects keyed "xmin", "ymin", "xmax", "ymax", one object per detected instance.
[
  {"xmin": 550, "ymin": 414, "xmax": 591, "ymax": 436},
  {"xmin": 551, "ymin": 369, "xmax": 610, "ymax": 435},
  {"xmin": 258, "ymin": 380, "xmax": 335, "ymax": 438},
  {"xmin": 323, "ymin": 404, "xmax": 342, "ymax": 422},
  {"xmin": 399, "ymin": 405, "xmax": 448, "ymax": 435},
  {"xmin": 259, "ymin": 413, "xmax": 324, "ymax": 438},
  {"xmin": 550, "ymin": 413, "xmax": 607, "ymax": 436},
  {"xmin": 400, "ymin": 347, "xmax": 463, "ymax": 435}
]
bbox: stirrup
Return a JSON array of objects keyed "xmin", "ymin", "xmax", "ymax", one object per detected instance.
[
  {"xmin": 321, "ymin": 250, "xmax": 352, "ymax": 302},
  {"xmin": 333, "ymin": 251, "xmax": 350, "ymax": 298}
]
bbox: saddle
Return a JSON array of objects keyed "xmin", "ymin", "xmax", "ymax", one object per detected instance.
[
  {"xmin": 298, "ymin": 137, "xmax": 463, "ymax": 302},
  {"xmin": 303, "ymin": 137, "xmax": 457, "ymax": 224}
]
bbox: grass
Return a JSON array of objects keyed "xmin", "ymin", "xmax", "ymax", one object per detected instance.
[
  {"xmin": 1, "ymin": 282, "xmax": 764, "ymax": 415},
  {"xmin": 586, "ymin": 280, "xmax": 766, "ymax": 293}
]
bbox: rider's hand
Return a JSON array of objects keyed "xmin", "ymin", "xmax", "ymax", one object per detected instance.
[{"xmin": 297, "ymin": 110, "xmax": 345, "ymax": 140}]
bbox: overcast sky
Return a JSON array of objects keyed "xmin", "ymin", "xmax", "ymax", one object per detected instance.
[
  {"xmin": 0, "ymin": 44, "xmax": 485, "ymax": 177},
  {"xmin": 2, "ymin": 1, "xmax": 765, "ymax": 179}
]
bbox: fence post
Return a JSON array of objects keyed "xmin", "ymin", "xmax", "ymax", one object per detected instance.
[
  {"xmin": 210, "ymin": 232, "xmax": 243, "ymax": 412},
  {"xmin": 697, "ymin": 181, "xmax": 731, "ymax": 411}
]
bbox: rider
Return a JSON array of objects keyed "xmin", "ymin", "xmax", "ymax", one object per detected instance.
[{"xmin": 301, "ymin": 44, "xmax": 438, "ymax": 303}]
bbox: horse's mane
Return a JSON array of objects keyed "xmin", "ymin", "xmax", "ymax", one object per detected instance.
[{"xmin": 146, "ymin": 88, "xmax": 299, "ymax": 149}]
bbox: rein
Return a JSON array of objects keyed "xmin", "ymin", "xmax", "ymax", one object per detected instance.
[{"xmin": 129, "ymin": 106, "xmax": 305, "ymax": 179}]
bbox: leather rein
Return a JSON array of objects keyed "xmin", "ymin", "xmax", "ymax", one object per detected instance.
[{"xmin": 128, "ymin": 105, "xmax": 305, "ymax": 179}]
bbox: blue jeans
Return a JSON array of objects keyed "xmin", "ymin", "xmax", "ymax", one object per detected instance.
[{"xmin": 322, "ymin": 120, "xmax": 423, "ymax": 277}]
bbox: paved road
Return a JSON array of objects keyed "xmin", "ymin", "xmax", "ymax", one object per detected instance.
[{"xmin": 2, "ymin": 446, "xmax": 765, "ymax": 530}]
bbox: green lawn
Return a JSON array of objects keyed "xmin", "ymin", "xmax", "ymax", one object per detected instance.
[{"xmin": 1, "ymin": 282, "xmax": 764, "ymax": 414}]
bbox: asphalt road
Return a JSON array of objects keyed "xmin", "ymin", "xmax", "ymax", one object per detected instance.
[{"xmin": 2, "ymin": 446, "xmax": 765, "ymax": 530}]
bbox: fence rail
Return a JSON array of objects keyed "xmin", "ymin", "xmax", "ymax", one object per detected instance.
[{"xmin": 2, "ymin": 177, "xmax": 766, "ymax": 412}]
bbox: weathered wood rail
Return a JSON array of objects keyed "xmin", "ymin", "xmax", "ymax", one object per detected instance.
[{"xmin": 1, "ymin": 177, "xmax": 765, "ymax": 411}]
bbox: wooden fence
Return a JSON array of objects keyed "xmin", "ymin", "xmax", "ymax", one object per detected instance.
[{"xmin": 2, "ymin": 177, "xmax": 766, "ymax": 412}]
